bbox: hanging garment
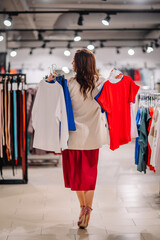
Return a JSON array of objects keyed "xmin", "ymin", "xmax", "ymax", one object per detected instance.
[
  {"xmin": 135, "ymin": 109, "xmax": 141, "ymax": 165},
  {"xmin": 137, "ymin": 108, "xmax": 151, "ymax": 174},
  {"xmin": 131, "ymin": 102, "xmax": 138, "ymax": 138},
  {"xmin": 96, "ymin": 76, "xmax": 140, "ymax": 150},
  {"xmin": 12, "ymin": 80, "xmax": 18, "ymax": 163},
  {"xmin": 32, "ymin": 80, "xmax": 68, "ymax": 153},
  {"xmin": 147, "ymin": 107, "xmax": 155, "ymax": 172},
  {"xmin": 134, "ymin": 70, "xmax": 141, "ymax": 81},
  {"xmin": 56, "ymin": 76, "xmax": 76, "ymax": 131},
  {"xmin": 0, "ymin": 84, "xmax": 2, "ymax": 158},
  {"xmin": 148, "ymin": 106, "xmax": 160, "ymax": 173},
  {"xmin": 67, "ymin": 76, "xmax": 108, "ymax": 150},
  {"xmin": 62, "ymin": 149, "xmax": 99, "ymax": 191}
]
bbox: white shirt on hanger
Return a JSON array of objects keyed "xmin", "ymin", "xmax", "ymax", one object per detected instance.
[{"xmin": 32, "ymin": 80, "xmax": 69, "ymax": 153}]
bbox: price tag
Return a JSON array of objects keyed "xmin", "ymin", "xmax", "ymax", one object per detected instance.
[
  {"xmin": 8, "ymin": 83, "xmax": 11, "ymax": 91},
  {"xmin": 23, "ymin": 84, "xmax": 27, "ymax": 90},
  {"xmin": 12, "ymin": 83, "xmax": 17, "ymax": 91}
]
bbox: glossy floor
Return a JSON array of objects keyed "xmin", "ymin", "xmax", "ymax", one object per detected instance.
[{"xmin": 0, "ymin": 142, "xmax": 160, "ymax": 240}]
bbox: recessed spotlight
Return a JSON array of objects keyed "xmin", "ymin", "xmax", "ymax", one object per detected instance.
[
  {"xmin": 146, "ymin": 46, "xmax": 154, "ymax": 53},
  {"xmin": 62, "ymin": 66, "xmax": 70, "ymax": 74}
]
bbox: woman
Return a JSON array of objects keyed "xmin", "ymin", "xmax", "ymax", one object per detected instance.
[{"xmin": 62, "ymin": 49, "xmax": 108, "ymax": 228}]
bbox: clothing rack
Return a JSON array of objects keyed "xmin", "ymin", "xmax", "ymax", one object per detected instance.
[{"xmin": 0, "ymin": 74, "xmax": 28, "ymax": 184}]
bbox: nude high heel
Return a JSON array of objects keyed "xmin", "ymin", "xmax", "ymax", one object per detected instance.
[
  {"xmin": 78, "ymin": 206, "xmax": 93, "ymax": 229},
  {"xmin": 77, "ymin": 205, "xmax": 85, "ymax": 227}
]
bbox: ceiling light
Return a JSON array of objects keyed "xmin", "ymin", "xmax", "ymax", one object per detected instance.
[
  {"xmin": 100, "ymin": 41, "xmax": 104, "ymax": 48},
  {"xmin": 78, "ymin": 14, "xmax": 84, "ymax": 26},
  {"xmin": 155, "ymin": 40, "xmax": 159, "ymax": 48},
  {"xmin": 64, "ymin": 49, "xmax": 71, "ymax": 56},
  {"xmin": 142, "ymin": 46, "xmax": 146, "ymax": 53},
  {"xmin": 102, "ymin": 14, "xmax": 110, "ymax": 26},
  {"xmin": 146, "ymin": 46, "xmax": 154, "ymax": 53},
  {"xmin": 29, "ymin": 49, "xmax": 33, "ymax": 55},
  {"xmin": 128, "ymin": 48, "xmax": 135, "ymax": 56},
  {"xmin": 49, "ymin": 48, "xmax": 52, "ymax": 54},
  {"xmin": 87, "ymin": 43, "xmax": 95, "ymax": 50},
  {"xmin": 74, "ymin": 32, "xmax": 81, "ymax": 42},
  {"xmin": 4, "ymin": 16, "xmax": 12, "ymax": 27},
  {"xmin": 38, "ymin": 31, "xmax": 43, "ymax": 41},
  {"xmin": 42, "ymin": 42, "xmax": 46, "ymax": 48},
  {"xmin": 10, "ymin": 50, "xmax": 17, "ymax": 57},
  {"xmin": 0, "ymin": 33, "xmax": 4, "ymax": 42},
  {"xmin": 62, "ymin": 67, "xmax": 70, "ymax": 74},
  {"xmin": 116, "ymin": 48, "xmax": 120, "ymax": 54}
]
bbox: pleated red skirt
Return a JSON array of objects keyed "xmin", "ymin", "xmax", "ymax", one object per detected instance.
[{"xmin": 62, "ymin": 149, "xmax": 99, "ymax": 191}]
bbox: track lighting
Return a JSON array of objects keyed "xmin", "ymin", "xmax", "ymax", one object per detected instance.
[
  {"xmin": 29, "ymin": 48, "xmax": 33, "ymax": 55},
  {"xmin": 146, "ymin": 43, "xmax": 154, "ymax": 53},
  {"xmin": 87, "ymin": 42, "xmax": 95, "ymax": 50},
  {"xmin": 64, "ymin": 43, "xmax": 71, "ymax": 56},
  {"xmin": 128, "ymin": 48, "xmax": 135, "ymax": 56},
  {"xmin": 74, "ymin": 32, "xmax": 81, "ymax": 42},
  {"xmin": 155, "ymin": 40, "xmax": 159, "ymax": 48},
  {"xmin": 100, "ymin": 41, "xmax": 104, "ymax": 48},
  {"xmin": 102, "ymin": 14, "xmax": 110, "ymax": 26},
  {"xmin": 4, "ymin": 16, "xmax": 12, "ymax": 27},
  {"xmin": 77, "ymin": 14, "xmax": 84, "ymax": 26},
  {"xmin": 142, "ymin": 46, "xmax": 147, "ymax": 53},
  {"xmin": 42, "ymin": 42, "xmax": 46, "ymax": 48},
  {"xmin": 49, "ymin": 48, "xmax": 52, "ymax": 54},
  {"xmin": 116, "ymin": 48, "xmax": 120, "ymax": 54},
  {"xmin": 0, "ymin": 33, "xmax": 4, "ymax": 42},
  {"xmin": 38, "ymin": 31, "xmax": 43, "ymax": 41},
  {"xmin": 10, "ymin": 50, "xmax": 17, "ymax": 57}
]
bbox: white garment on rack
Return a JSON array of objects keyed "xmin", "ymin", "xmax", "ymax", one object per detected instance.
[
  {"xmin": 148, "ymin": 106, "xmax": 160, "ymax": 173},
  {"xmin": 130, "ymin": 102, "xmax": 138, "ymax": 138},
  {"xmin": 32, "ymin": 80, "xmax": 69, "ymax": 153}
]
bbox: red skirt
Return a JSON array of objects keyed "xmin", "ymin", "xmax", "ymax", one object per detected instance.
[{"xmin": 62, "ymin": 149, "xmax": 99, "ymax": 191}]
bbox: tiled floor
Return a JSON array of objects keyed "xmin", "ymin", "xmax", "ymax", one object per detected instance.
[{"xmin": 1, "ymin": 142, "xmax": 160, "ymax": 240}]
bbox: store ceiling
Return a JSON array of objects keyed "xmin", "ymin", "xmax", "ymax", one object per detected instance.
[{"xmin": 0, "ymin": 0, "xmax": 160, "ymax": 50}]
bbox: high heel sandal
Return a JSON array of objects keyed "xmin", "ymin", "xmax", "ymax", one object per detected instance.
[
  {"xmin": 77, "ymin": 205, "xmax": 85, "ymax": 227},
  {"xmin": 78, "ymin": 206, "xmax": 93, "ymax": 229}
]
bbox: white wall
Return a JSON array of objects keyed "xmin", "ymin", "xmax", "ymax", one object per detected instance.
[{"xmin": 7, "ymin": 47, "xmax": 160, "ymax": 83}]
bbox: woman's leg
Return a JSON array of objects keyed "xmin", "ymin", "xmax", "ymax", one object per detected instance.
[
  {"xmin": 84, "ymin": 190, "xmax": 94, "ymax": 208},
  {"xmin": 76, "ymin": 191, "xmax": 85, "ymax": 206}
]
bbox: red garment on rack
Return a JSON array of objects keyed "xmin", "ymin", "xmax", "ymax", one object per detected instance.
[
  {"xmin": 97, "ymin": 76, "xmax": 140, "ymax": 150},
  {"xmin": 147, "ymin": 107, "xmax": 155, "ymax": 172},
  {"xmin": 134, "ymin": 70, "xmax": 141, "ymax": 81}
]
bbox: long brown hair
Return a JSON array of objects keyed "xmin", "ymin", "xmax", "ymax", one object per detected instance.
[{"xmin": 73, "ymin": 49, "xmax": 99, "ymax": 99}]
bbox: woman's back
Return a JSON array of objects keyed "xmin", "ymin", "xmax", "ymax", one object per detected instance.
[{"xmin": 68, "ymin": 76, "xmax": 107, "ymax": 150}]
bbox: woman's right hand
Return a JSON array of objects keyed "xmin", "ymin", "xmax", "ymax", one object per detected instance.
[{"xmin": 47, "ymin": 73, "xmax": 53, "ymax": 81}]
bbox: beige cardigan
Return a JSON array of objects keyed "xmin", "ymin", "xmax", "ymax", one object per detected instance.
[{"xmin": 67, "ymin": 76, "xmax": 108, "ymax": 150}]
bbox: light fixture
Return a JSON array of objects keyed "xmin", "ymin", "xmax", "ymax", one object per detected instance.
[
  {"xmin": 49, "ymin": 48, "xmax": 52, "ymax": 54},
  {"xmin": 116, "ymin": 47, "xmax": 120, "ymax": 54},
  {"xmin": 10, "ymin": 50, "xmax": 17, "ymax": 57},
  {"xmin": 142, "ymin": 46, "xmax": 147, "ymax": 53},
  {"xmin": 62, "ymin": 66, "xmax": 70, "ymax": 74},
  {"xmin": 100, "ymin": 41, "xmax": 104, "ymax": 48},
  {"xmin": 77, "ymin": 14, "xmax": 84, "ymax": 26},
  {"xmin": 64, "ymin": 49, "xmax": 71, "ymax": 56},
  {"xmin": 4, "ymin": 16, "xmax": 12, "ymax": 27},
  {"xmin": 38, "ymin": 31, "xmax": 43, "ymax": 41},
  {"xmin": 102, "ymin": 14, "xmax": 110, "ymax": 26},
  {"xmin": 146, "ymin": 46, "xmax": 154, "ymax": 53},
  {"xmin": 87, "ymin": 42, "xmax": 95, "ymax": 50},
  {"xmin": 74, "ymin": 31, "xmax": 81, "ymax": 42},
  {"xmin": 128, "ymin": 48, "xmax": 135, "ymax": 56},
  {"xmin": 29, "ymin": 48, "xmax": 33, "ymax": 55},
  {"xmin": 0, "ymin": 33, "xmax": 4, "ymax": 42},
  {"xmin": 155, "ymin": 40, "xmax": 159, "ymax": 48},
  {"xmin": 42, "ymin": 42, "xmax": 46, "ymax": 48}
]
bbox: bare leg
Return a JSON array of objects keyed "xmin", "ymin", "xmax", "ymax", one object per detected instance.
[
  {"xmin": 84, "ymin": 190, "xmax": 94, "ymax": 208},
  {"xmin": 76, "ymin": 191, "xmax": 85, "ymax": 206}
]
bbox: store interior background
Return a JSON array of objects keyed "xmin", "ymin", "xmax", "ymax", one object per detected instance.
[{"xmin": 1, "ymin": 1, "xmax": 160, "ymax": 240}]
